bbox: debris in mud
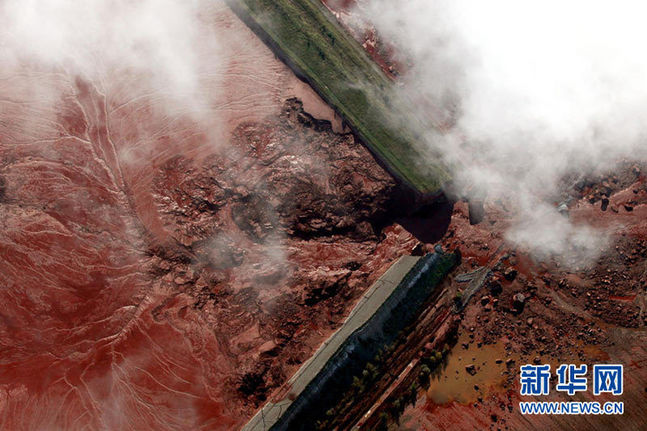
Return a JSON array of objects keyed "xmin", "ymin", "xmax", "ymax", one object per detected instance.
[
  {"xmin": 454, "ymin": 266, "xmax": 491, "ymax": 311},
  {"xmin": 512, "ymin": 293, "xmax": 526, "ymax": 313},
  {"xmin": 395, "ymin": 163, "xmax": 647, "ymax": 430},
  {"xmin": 601, "ymin": 198, "xmax": 609, "ymax": 211},
  {"xmin": 503, "ymin": 267, "xmax": 517, "ymax": 281}
]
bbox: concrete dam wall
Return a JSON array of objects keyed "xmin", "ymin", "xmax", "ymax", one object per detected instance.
[{"xmin": 243, "ymin": 249, "xmax": 458, "ymax": 431}]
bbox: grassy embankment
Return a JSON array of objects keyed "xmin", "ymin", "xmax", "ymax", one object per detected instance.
[{"xmin": 226, "ymin": 0, "xmax": 450, "ymax": 195}]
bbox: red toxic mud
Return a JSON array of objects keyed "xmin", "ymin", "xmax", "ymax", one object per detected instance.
[
  {"xmin": 396, "ymin": 165, "xmax": 647, "ymax": 430},
  {"xmin": 3, "ymin": 1, "xmax": 647, "ymax": 430},
  {"xmin": 0, "ymin": 3, "xmax": 424, "ymax": 430}
]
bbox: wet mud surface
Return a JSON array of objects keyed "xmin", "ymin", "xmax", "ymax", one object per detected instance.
[
  {"xmin": 2, "ymin": 1, "xmax": 647, "ymax": 430},
  {"xmin": 398, "ymin": 166, "xmax": 647, "ymax": 430},
  {"xmin": 0, "ymin": 3, "xmax": 423, "ymax": 429}
]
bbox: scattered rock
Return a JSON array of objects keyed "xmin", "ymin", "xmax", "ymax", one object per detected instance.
[
  {"xmin": 513, "ymin": 293, "xmax": 526, "ymax": 312},
  {"xmin": 504, "ymin": 267, "xmax": 518, "ymax": 281},
  {"xmin": 481, "ymin": 296, "xmax": 490, "ymax": 305},
  {"xmin": 489, "ymin": 281, "xmax": 503, "ymax": 296},
  {"xmin": 601, "ymin": 198, "xmax": 609, "ymax": 211}
]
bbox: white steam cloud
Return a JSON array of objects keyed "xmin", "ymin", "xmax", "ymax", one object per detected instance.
[
  {"xmin": 359, "ymin": 0, "xmax": 647, "ymax": 264},
  {"xmin": 0, "ymin": 0, "xmax": 223, "ymax": 116}
]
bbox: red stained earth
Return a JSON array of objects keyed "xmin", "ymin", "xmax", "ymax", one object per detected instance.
[
  {"xmin": 0, "ymin": 4, "xmax": 422, "ymax": 430},
  {"xmin": 3, "ymin": 2, "xmax": 647, "ymax": 431},
  {"xmin": 395, "ymin": 167, "xmax": 647, "ymax": 430}
]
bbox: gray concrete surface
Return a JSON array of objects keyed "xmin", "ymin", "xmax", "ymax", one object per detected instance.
[{"xmin": 242, "ymin": 255, "xmax": 421, "ymax": 431}]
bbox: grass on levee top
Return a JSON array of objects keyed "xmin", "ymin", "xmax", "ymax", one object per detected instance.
[{"xmin": 227, "ymin": 0, "xmax": 450, "ymax": 194}]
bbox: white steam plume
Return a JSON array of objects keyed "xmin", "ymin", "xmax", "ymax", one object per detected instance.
[
  {"xmin": 0, "ymin": 0, "xmax": 223, "ymax": 117},
  {"xmin": 359, "ymin": 0, "xmax": 647, "ymax": 264}
]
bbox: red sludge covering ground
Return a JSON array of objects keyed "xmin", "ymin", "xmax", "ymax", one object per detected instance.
[
  {"xmin": 0, "ymin": 3, "xmax": 422, "ymax": 429},
  {"xmin": 2, "ymin": 1, "xmax": 647, "ymax": 430}
]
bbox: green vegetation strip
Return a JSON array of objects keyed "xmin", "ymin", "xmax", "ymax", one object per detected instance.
[
  {"xmin": 226, "ymin": 0, "xmax": 450, "ymax": 194},
  {"xmin": 242, "ymin": 256, "xmax": 421, "ymax": 431},
  {"xmin": 241, "ymin": 250, "xmax": 458, "ymax": 431}
]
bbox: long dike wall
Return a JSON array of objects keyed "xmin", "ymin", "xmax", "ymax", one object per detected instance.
[{"xmin": 243, "ymin": 249, "xmax": 458, "ymax": 431}]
